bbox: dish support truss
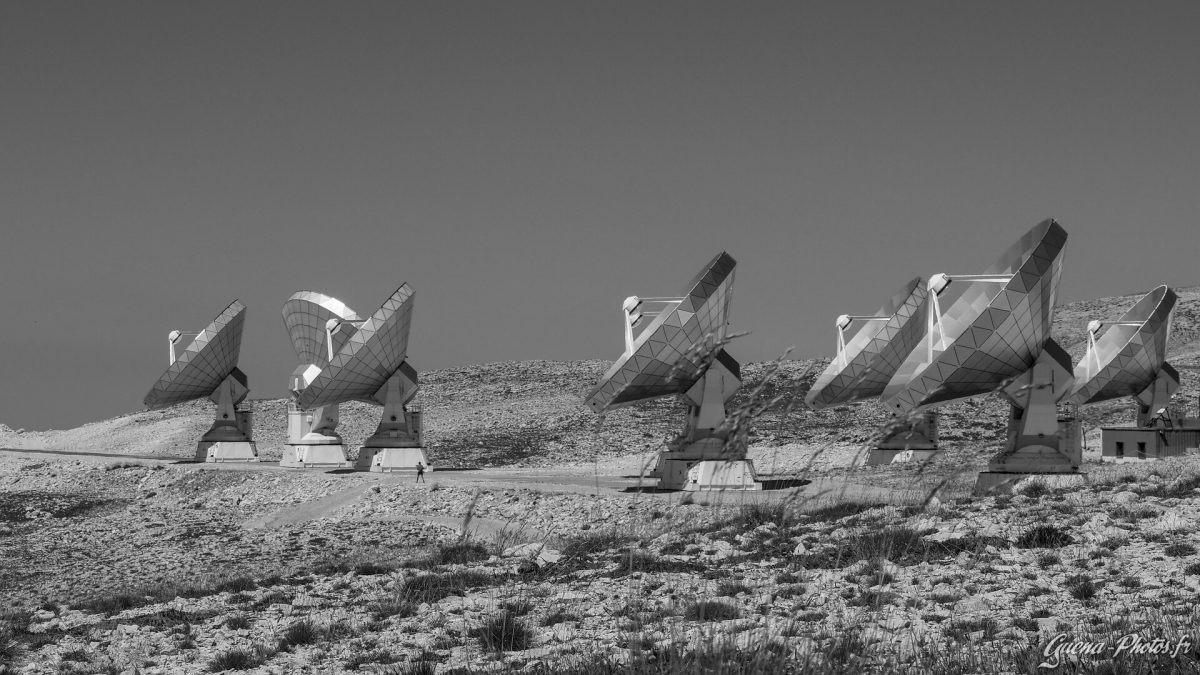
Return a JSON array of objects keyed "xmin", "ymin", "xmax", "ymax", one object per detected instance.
[
  {"xmin": 197, "ymin": 369, "xmax": 259, "ymax": 463},
  {"xmin": 650, "ymin": 350, "xmax": 760, "ymax": 491}
]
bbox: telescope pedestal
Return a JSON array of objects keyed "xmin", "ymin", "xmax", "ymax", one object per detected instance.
[
  {"xmin": 281, "ymin": 403, "xmax": 352, "ymax": 469},
  {"xmin": 197, "ymin": 375, "xmax": 258, "ymax": 463},
  {"xmin": 653, "ymin": 353, "xmax": 761, "ymax": 491},
  {"xmin": 974, "ymin": 341, "xmax": 1084, "ymax": 496},
  {"xmin": 282, "ymin": 444, "xmax": 352, "ymax": 469},
  {"xmin": 866, "ymin": 412, "xmax": 938, "ymax": 465},
  {"xmin": 358, "ymin": 446, "xmax": 430, "ymax": 473},
  {"xmin": 198, "ymin": 441, "xmax": 258, "ymax": 463},
  {"xmin": 357, "ymin": 368, "xmax": 431, "ymax": 473}
]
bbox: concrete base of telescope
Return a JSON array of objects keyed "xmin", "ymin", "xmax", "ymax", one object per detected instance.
[
  {"xmin": 356, "ymin": 446, "xmax": 431, "ymax": 473},
  {"xmin": 865, "ymin": 448, "xmax": 938, "ymax": 465},
  {"xmin": 197, "ymin": 441, "xmax": 259, "ymax": 463},
  {"xmin": 974, "ymin": 471, "xmax": 1088, "ymax": 497},
  {"xmin": 866, "ymin": 412, "xmax": 938, "ymax": 466},
  {"xmin": 657, "ymin": 458, "xmax": 761, "ymax": 491},
  {"xmin": 280, "ymin": 444, "xmax": 353, "ymax": 469}
]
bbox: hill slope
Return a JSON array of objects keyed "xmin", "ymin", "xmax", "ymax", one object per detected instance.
[{"xmin": 4, "ymin": 286, "xmax": 1199, "ymax": 467}]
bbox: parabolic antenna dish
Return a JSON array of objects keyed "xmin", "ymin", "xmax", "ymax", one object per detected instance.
[
  {"xmin": 144, "ymin": 300, "xmax": 246, "ymax": 409},
  {"xmin": 1070, "ymin": 285, "xmax": 1177, "ymax": 405},
  {"xmin": 282, "ymin": 291, "xmax": 362, "ymax": 367},
  {"xmin": 294, "ymin": 285, "xmax": 415, "ymax": 409},
  {"xmin": 584, "ymin": 252, "xmax": 736, "ymax": 413},
  {"xmin": 805, "ymin": 277, "xmax": 928, "ymax": 410},
  {"xmin": 883, "ymin": 219, "xmax": 1068, "ymax": 412}
]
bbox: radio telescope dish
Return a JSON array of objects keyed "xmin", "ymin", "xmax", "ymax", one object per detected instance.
[
  {"xmin": 804, "ymin": 277, "xmax": 937, "ymax": 464},
  {"xmin": 295, "ymin": 285, "xmax": 415, "ymax": 409},
  {"xmin": 806, "ymin": 277, "xmax": 928, "ymax": 409},
  {"xmin": 879, "ymin": 219, "xmax": 1084, "ymax": 495},
  {"xmin": 143, "ymin": 300, "xmax": 258, "ymax": 462},
  {"xmin": 586, "ymin": 252, "xmax": 736, "ymax": 413},
  {"xmin": 290, "ymin": 285, "xmax": 429, "ymax": 473},
  {"xmin": 883, "ymin": 219, "xmax": 1068, "ymax": 412},
  {"xmin": 584, "ymin": 252, "xmax": 758, "ymax": 491},
  {"xmin": 1071, "ymin": 285, "xmax": 1179, "ymax": 426},
  {"xmin": 279, "ymin": 291, "xmax": 364, "ymax": 469},
  {"xmin": 282, "ymin": 291, "xmax": 362, "ymax": 367}
]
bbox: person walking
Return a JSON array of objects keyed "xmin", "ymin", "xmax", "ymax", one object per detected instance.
[{"xmin": 415, "ymin": 461, "xmax": 426, "ymax": 483}]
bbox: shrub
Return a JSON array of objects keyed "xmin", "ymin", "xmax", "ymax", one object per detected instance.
[
  {"xmin": 541, "ymin": 608, "xmax": 580, "ymax": 626},
  {"xmin": 75, "ymin": 592, "xmax": 148, "ymax": 615},
  {"xmin": 1016, "ymin": 525, "xmax": 1073, "ymax": 549},
  {"xmin": 1185, "ymin": 562, "xmax": 1200, "ymax": 576},
  {"xmin": 278, "ymin": 620, "xmax": 322, "ymax": 650},
  {"xmin": 686, "ymin": 600, "xmax": 740, "ymax": 622},
  {"xmin": 847, "ymin": 589, "xmax": 897, "ymax": 608},
  {"xmin": 797, "ymin": 526, "xmax": 938, "ymax": 570},
  {"xmin": 225, "ymin": 615, "xmax": 251, "ymax": 630},
  {"xmin": 207, "ymin": 645, "xmax": 273, "ymax": 672},
  {"xmin": 1066, "ymin": 576, "xmax": 1098, "ymax": 601},
  {"xmin": 1099, "ymin": 535, "xmax": 1129, "ymax": 550},
  {"xmin": 1165, "ymin": 542, "xmax": 1197, "ymax": 557},
  {"xmin": 550, "ymin": 640, "xmax": 796, "ymax": 674},
  {"xmin": 215, "ymin": 576, "xmax": 257, "ymax": 593},
  {"xmin": 1012, "ymin": 616, "xmax": 1039, "ymax": 632},
  {"xmin": 372, "ymin": 599, "xmax": 417, "ymax": 621},
  {"xmin": 345, "ymin": 650, "xmax": 401, "ymax": 670},
  {"xmin": 731, "ymin": 502, "xmax": 793, "ymax": 530},
  {"xmin": 1036, "ymin": 553, "xmax": 1060, "ymax": 568},
  {"xmin": 471, "ymin": 611, "xmax": 533, "ymax": 652},
  {"xmin": 775, "ymin": 571, "xmax": 801, "ymax": 584},
  {"xmin": 803, "ymin": 502, "xmax": 888, "ymax": 523},
  {"xmin": 1113, "ymin": 506, "xmax": 1159, "ymax": 522},
  {"xmin": 438, "ymin": 542, "xmax": 489, "ymax": 565},
  {"xmin": 401, "ymin": 571, "xmax": 494, "ymax": 603},
  {"xmin": 1018, "ymin": 481, "xmax": 1051, "ymax": 499},
  {"xmin": 560, "ymin": 531, "xmax": 634, "ymax": 559},
  {"xmin": 945, "ymin": 617, "xmax": 999, "ymax": 640},
  {"xmin": 389, "ymin": 660, "xmax": 438, "ymax": 675},
  {"xmin": 610, "ymin": 551, "xmax": 701, "ymax": 577},
  {"xmin": 503, "ymin": 599, "xmax": 533, "ymax": 616}
]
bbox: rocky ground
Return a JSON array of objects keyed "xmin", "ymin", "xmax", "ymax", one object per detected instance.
[{"xmin": 4, "ymin": 448, "xmax": 1200, "ymax": 675}]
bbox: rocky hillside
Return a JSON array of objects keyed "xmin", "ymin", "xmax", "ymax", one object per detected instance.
[{"xmin": 3, "ymin": 287, "xmax": 1199, "ymax": 471}]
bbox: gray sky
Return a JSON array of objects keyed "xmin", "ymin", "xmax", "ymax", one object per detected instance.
[{"xmin": 3, "ymin": 1, "xmax": 1199, "ymax": 430}]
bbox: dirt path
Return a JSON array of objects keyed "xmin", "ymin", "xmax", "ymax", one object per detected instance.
[
  {"xmin": 5, "ymin": 445, "xmax": 930, "ymax": 514},
  {"xmin": 0, "ymin": 447, "xmax": 179, "ymax": 464},
  {"xmin": 241, "ymin": 483, "xmax": 380, "ymax": 529}
]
